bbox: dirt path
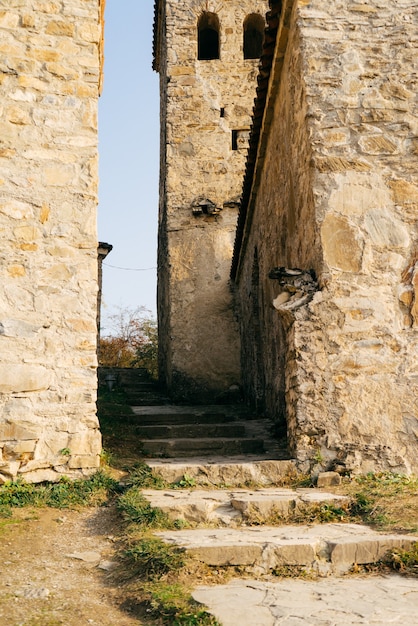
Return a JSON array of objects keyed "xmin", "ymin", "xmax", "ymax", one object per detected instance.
[{"xmin": 0, "ymin": 506, "xmax": 142, "ymax": 626}]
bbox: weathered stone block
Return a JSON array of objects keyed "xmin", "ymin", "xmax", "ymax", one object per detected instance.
[
  {"xmin": 316, "ymin": 472, "xmax": 342, "ymax": 488},
  {"xmin": 189, "ymin": 544, "xmax": 263, "ymax": 567},
  {"xmin": 68, "ymin": 454, "xmax": 100, "ymax": 470},
  {"xmin": 321, "ymin": 215, "xmax": 363, "ymax": 272},
  {"xmin": 0, "ymin": 366, "xmax": 51, "ymax": 394},
  {"xmin": 329, "ymin": 537, "xmax": 417, "ymax": 567}
]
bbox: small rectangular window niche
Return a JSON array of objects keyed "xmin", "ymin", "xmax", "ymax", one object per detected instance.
[{"xmin": 232, "ymin": 129, "xmax": 250, "ymax": 151}]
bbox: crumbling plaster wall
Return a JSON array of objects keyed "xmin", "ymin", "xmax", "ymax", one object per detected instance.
[
  {"xmin": 156, "ymin": 0, "xmax": 268, "ymax": 400},
  {"xmin": 0, "ymin": 0, "xmax": 102, "ymax": 482},
  {"xmin": 236, "ymin": 0, "xmax": 418, "ymax": 473}
]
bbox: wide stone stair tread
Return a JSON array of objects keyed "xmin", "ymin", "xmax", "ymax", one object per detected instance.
[
  {"xmin": 126, "ymin": 394, "xmax": 171, "ymax": 406},
  {"xmin": 141, "ymin": 437, "xmax": 266, "ymax": 457},
  {"xmin": 134, "ymin": 423, "xmax": 247, "ymax": 439},
  {"xmin": 147, "ymin": 457, "xmax": 296, "ymax": 486},
  {"xmin": 117, "ymin": 367, "xmax": 152, "ymax": 379},
  {"xmin": 131, "ymin": 404, "xmax": 255, "ymax": 417},
  {"xmin": 157, "ymin": 523, "xmax": 418, "ymax": 574},
  {"xmin": 141, "ymin": 487, "xmax": 349, "ymax": 525},
  {"xmin": 123, "ymin": 382, "xmax": 159, "ymax": 392},
  {"xmin": 128, "ymin": 412, "xmax": 236, "ymax": 425}
]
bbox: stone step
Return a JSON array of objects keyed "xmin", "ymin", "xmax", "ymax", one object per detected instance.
[
  {"xmin": 147, "ymin": 458, "xmax": 296, "ymax": 486},
  {"xmin": 141, "ymin": 488, "xmax": 349, "ymax": 525},
  {"xmin": 101, "ymin": 368, "xmax": 152, "ymax": 386},
  {"xmin": 123, "ymin": 382, "xmax": 159, "ymax": 392},
  {"xmin": 135, "ymin": 423, "xmax": 247, "ymax": 439},
  {"xmin": 192, "ymin": 577, "xmax": 418, "ymax": 626},
  {"xmin": 141, "ymin": 438, "xmax": 265, "ymax": 457},
  {"xmin": 129, "ymin": 411, "xmax": 236, "ymax": 426},
  {"xmin": 127, "ymin": 395, "xmax": 171, "ymax": 406},
  {"xmin": 131, "ymin": 405, "xmax": 255, "ymax": 419},
  {"xmin": 117, "ymin": 367, "xmax": 150, "ymax": 379},
  {"xmin": 157, "ymin": 524, "xmax": 418, "ymax": 575}
]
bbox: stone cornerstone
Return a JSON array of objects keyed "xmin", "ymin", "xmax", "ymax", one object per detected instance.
[
  {"xmin": 0, "ymin": 0, "xmax": 103, "ymax": 482},
  {"xmin": 233, "ymin": 0, "xmax": 418, "ymax": 474},
  {"xmin": 153, "ymin": 0, "xmax": 268, "ymax": 401}
]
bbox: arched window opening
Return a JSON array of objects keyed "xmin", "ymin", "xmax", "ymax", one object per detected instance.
[
  {"xmin": 243, "ymin": 13, "xmax": 265, "ymax": 60},
  {"xmin": 198, "ymin": 12, "xmax": 220, "ymax": 60}
]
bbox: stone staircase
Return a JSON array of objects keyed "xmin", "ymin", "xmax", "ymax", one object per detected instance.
[
  {"xmin": 116, "ymin": 367, "xmax": 290, "ymax": 462},
  {"xmin": 117, "ymin": 367, "xmax": 171, "ymax": 406},
  {"xmin": 111, "ymin": 368, "xmax": 418, "ymax": 623},
  {"xmin": 140, "ymin": 487, "xmax": 416, "ymax": 577}
]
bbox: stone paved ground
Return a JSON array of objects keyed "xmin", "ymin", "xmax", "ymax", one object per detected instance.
[{"xmin": 193, "ymin": 576, "xmax": 418, "ymax": 625}]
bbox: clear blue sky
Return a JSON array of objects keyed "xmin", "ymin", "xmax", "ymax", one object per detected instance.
[{"xmin": 98, "ymin": 1, "xmax": 159, "ymax": 332}]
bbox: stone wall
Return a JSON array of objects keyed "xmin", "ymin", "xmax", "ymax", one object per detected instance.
[
  {"xmin": 234, "ymin": 0, "xmax": 418, "ymax": 474},
  {"xmin": 0, "ymin": 0, "xmax": 102, "ymax": 482},
  {"xmin": 154, "ymin": 0, "xmax": 268, "ymax": 401}
]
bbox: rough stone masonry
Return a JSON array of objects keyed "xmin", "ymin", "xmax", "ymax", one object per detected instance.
[
  {"xmin": 233, "ymin": 0, "xmax": 418, "ymax": 474},
  {"xmin": 0, "ymin": 0, "xmax": 103, "ymax": 482},
  {"xmin": 154, "ymin": 0, "xmax": 269, "ymax": 401}
]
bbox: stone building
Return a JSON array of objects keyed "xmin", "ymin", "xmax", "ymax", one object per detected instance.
[
  {"xmin": 153, "ymin": 0, "xmax": 268, "ymax": 401},
  {"xmin": 0, "ymin": 1, "xmax": 104, "ymax": 482},
  {"xmin": 232, "ymin": 0, "xmax": 418, "ymax": 474}
]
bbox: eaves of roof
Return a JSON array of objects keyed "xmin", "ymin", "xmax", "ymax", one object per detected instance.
[{"xmin": 231, "ymin": 0, "xmax": 294, "ymax": 281}]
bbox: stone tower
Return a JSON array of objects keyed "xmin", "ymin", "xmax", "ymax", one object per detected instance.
[
  {"xmin": 153, "ymin": 0, "xmax": 268, "ymax": 400},
  {"xmin": 0, "ymin": 0, "xmax": 103, "ymax": 482}
]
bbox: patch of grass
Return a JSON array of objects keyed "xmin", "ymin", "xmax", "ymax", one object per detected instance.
[
  {"xmin": 124, "ymin": 574, "xmax": 221, "ymax": 626},
  {"xmin": 118, "ymin": 487, "xmax": 173, "ymax": 528},
  {"xmin": 124, "ymin": 537, "xmax": 186, "ymax": 580},
  {"xmin": 272, "ymin": 564, "xmax": 311, "ymax": 578},
  {"xmin": 340, "ymin": 472, "xmax": 418, "ymax": 533},
  {"xmin": 126, "ymin": 462, "xmax": 167, "ymax": 489},
  {"xmin": 173, "ymin": 615, "xmax": 220, "ymax": 626},
  {"xmin": 381, "ymin": 542, "xmax": 418, "ymax": 576},
  {"xmin": 0, "ymin": 505, "xmax": 12, "ymax": 519},
  {"xmin": 144, "ymin": 583, "xmax": 220, "ymax": 625},
  {"xmin": 173, "ymin": 474, "xmax": 197, "ymax": 489},
  {"xmin": 99, "ymin": 448, "xmax": 113, "ymax": 467},
  {"xmin": 292, "ymin": 502, "xmax": 351, "ymax": 524},
  {"xmin": 0, "ymin": 471, "xmax": 119, "ymax": 511},
  {"xmin": 132, "ymin": 582, "xmax": 220, "ymax": 626}
]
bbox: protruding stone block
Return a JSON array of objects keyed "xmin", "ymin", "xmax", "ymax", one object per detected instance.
[
  {"xmin": 316, "ymin": 472, "xmax": 342, "ymax": 488},
  {"xmin": 0, "ymin": 365, "xmax": 51, "ymax": 394}
]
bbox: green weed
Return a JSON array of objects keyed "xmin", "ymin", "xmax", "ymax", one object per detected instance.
[
  {"xmin": 0, "ymin": 471, "xmax": 119, "ymax": 510},
  {"xmin": 99, "ymin": 448, "xmax": 113, "ymax": 466},
  {"xmin": 124, "ymin": 537, "xmax": 185, "ymax": 580},
  {"xmin": 173, "ymin": 474, "xmax": 197, "ymax": 489},
  {"xmin": 126, "ymin": 462, "xmax": 167, "ymax": 489},
  {"xmin": 344, "ymin": 472, "xmax": 418, "ymax": 532},
  {"xmin": 381, "ymin": 542, "xmax": 418, "ymax": 576},
  {"xmin": 118, "ymin": 487, "xmax": 173, "ymax": 528},
  {"xmin": 0, "ymin": 505, "xmax": 12, "ymax": 519},
  {"xmin": 137, "ymin": 582, "xmax": 220, "ymax": 625},
  {"xmin": 272, "ymin": 564, "xmax": 310, "ymax": 578},
  {"xmin": 173, "ymin": 616, "xmax": 220, "ymax": 626}
]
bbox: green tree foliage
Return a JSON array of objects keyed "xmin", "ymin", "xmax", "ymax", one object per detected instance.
[{"xmin": 99, "ymin": 306, "xmax": 158, "ymax": 377}]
